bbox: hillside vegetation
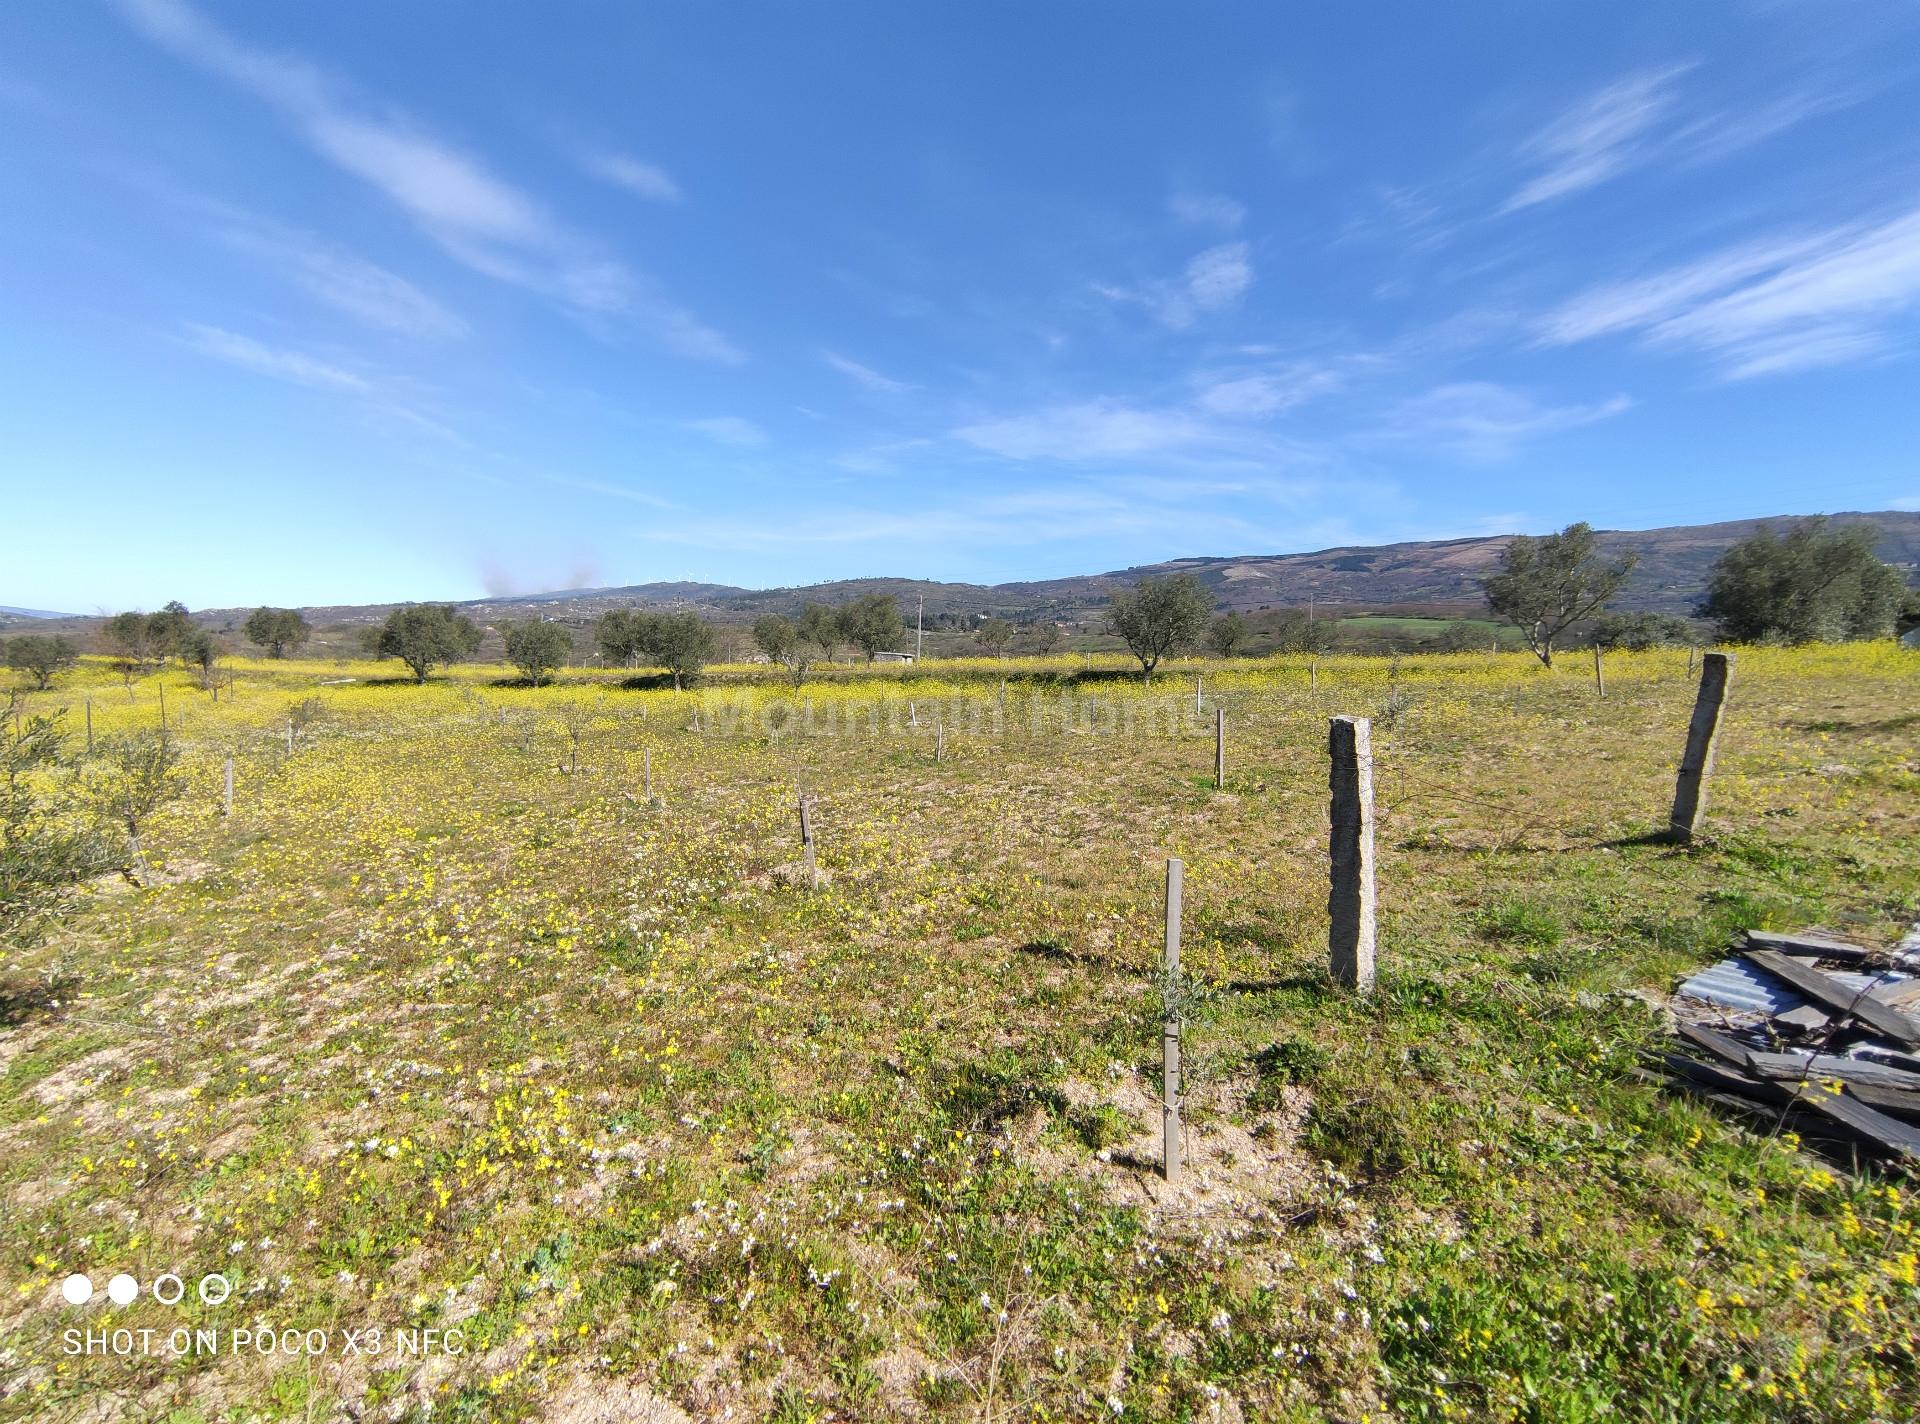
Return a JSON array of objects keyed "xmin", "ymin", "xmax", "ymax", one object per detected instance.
[{"xmin": 2, "ymin": 646, "xmax": 1918, "ymax": 1422}]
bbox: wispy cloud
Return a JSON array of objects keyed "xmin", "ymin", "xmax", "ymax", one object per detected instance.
[
  {"xmin": 822, "ymin": 350, "xmax": 914, "ymax": 393},
  {"xmin": 1542, "ymin": 205, "xmax": 1920, "ymax": 378},
  {"xmin": 582, "ymin": 153, "xmax": 682, "ymax": 203},
  {"xmin": 1377, "ymin": 382, "xmax": 1630, "ymax": 458},
  {"xmin": 204, "ymin": 212, "xmax": 467, "ymax": 339},
  {"xmin": 954, "ymin": 401, "xmax": 1217, "ymax": 461},
  {"xmin": 685, "ymin": 416, "xmax": 768, "ymax": 447},
  {"xmin": 629, "ymin": 483, "xmax": 1282, "ymax": 552},
  {"xmin": 833, "ymin": 437, "xmax": 935, "ymax": 475},
  {"xmin": 117, "ymin": 0, "xmax": 738, "ymax": 362},
  {"xmin": 1169, "ymin": 191, "xmax": 1245, "ymax": 230},
  {"xmin": 179, "ymin": 323, "xmax": 370, "ymax": 392},
  {"xmin": 1098, "ymin": 241, "xmax": 1254, "ymax": 329},
  {"xmin": 1194, "ymin": 362, "xmax": 1349, "ymax": 418},
  {"xmin": 529, "ymin": 468, "xmax": 678, "ymax": 509},
  {"xmin": 1671, "ymin": 86, "xmax": 1860, "ymax": 166},
  {"xmin": 1502, "ymin": 65, "xmax": 1690, "ymax": 213},
  {"xmin": 1186, "ymin": 243, "xmax": 1254, "ymax": 311}
]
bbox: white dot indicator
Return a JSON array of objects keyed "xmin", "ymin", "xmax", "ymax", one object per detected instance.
[
  {"xmin": 107, "ymin": 1274, "xmax": 139, "ymax": 1306},
  {"xmin": 61, "ymin": 1274, "xmax": 94, "ymax": 1305}
]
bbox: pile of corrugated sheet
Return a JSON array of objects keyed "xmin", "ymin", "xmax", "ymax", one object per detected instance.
[{"xmin": 1657, "ymin": 923, "xmax": 1920, "ymax": 1163}]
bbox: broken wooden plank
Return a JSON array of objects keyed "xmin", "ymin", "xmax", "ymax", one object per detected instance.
[
  {"xmin": 1772, "ymin": 1004, "xmax": 1833, "ymax": 1033},
  {"xmin": 1641, "ymin": 1066, "xmax": 1859, "ymax": 1153},
  {"xmin": 1745, "ymin": 1050, "xmax": 1920, "ymax": 1092},
  {"xmin": 1870, "ymin": 979, "xmax": 1920, "ymax": 1011},
  {"xmin": 1783, "ymin": 1081, "xmax": 1920, "ymax": 1160},
  {"xmin": 1657, "ymin": 1057, "xmax": 1920, "ymax": 1159},
  {"xmin": 1839, "ymin": 1083, "xmax": 1920, "ymax": 1122},
  {"xmin": 1675, "ymin": 1020, "xmax": 1761, "ymax": 1072},
  {"xmin": 1659, "ymin": 1051, "xmax": 1790, "ymax": 1105},
  {"xmin": 1743, "ymin": 929, "xmax": 1879, "ymax": 965},
  {"xmin": 1741, "ymin": 949, "xmax": 1920, "ymax": 1047},
  {"xmin": 1677, "ymin": 1016, "xmax": 1920, "ymax": 1089}
]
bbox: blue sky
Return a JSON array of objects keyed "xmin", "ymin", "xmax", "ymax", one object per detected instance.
[{"xmin": 4, "ymin": 2, "xmax": 1919, "ymax": 611}]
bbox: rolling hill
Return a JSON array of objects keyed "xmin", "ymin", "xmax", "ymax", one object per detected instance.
[{"xmin": 11, "ymin": 511, "xmax": 1918, "ymax": 638}]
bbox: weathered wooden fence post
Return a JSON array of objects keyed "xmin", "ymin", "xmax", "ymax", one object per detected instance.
[
  {"xmin": 286, "ymin": 718, "xmax": 294, "ymax": 754},
  {"xmin": 1667, "ymin": 651, "xmax": 1733, "ymax": 843},
  {"xmin": 1195, "ymin": 675, "xmax": 1203, "ymax": 715},
  {"xmin": 799, "ymin": 791, "xmax": 818, "ymax": 887},
  {"xmin": 1214, "ymin": 707, "xmax": 1225, "ymax": 790},
  {"xmin": 1162, "ymin": 856, "xmax": 1184, "ymax": 1185},
  {"xmin": 158, "ymin": 682, "xmax": 167, "ymax": 730},
  {"xmin": 935, "ymin": 719, "xmax": 945, "ymax": 762},
  {"xmin": 1328, "ymin": 716, "xmax": 1377, "ymax": 992},
  {"xmin": 222, "ymin": 757, "xmax": 234, "ymax": 817},
  {"xmin": 1593, "ymin": 644, "xmax": 1606, "ymax": 699}
]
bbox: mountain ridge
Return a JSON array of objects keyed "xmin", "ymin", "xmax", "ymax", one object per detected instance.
[{"xmin": 8, "ymin": 511, "xmax": 1916, "ymax": 633}]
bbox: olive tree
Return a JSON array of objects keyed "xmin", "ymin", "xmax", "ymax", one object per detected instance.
[
  {"xmin": 81, "ymin": 730, "xmax": 182, "ymax": 877},
  {"xmin": 101, "ymin": 602, "xmax": 195, "ymax": 677},
  {"xmin": 5, "ymin": 635, "xmax": 78, "ymax": 690},
  {"xmin": 1269, "ymin": 610, "xmax": 1335, "ymax": 655},
  {"xmin": 100, "ymin": 610, "xmax": 162, "ymax": 674},
  {"xmin": 975, "ymin": 618, "xmax": 1013, "ymax": 657},
  {"xmin": 4, "ymin": 710, "xmax": 109, "ymax": 948},
  {"xmin": 502, "ymin": 620, "xmax": 573, "ymax": 685},
  {"xmin": 596, "ymin": 608, "xmax": 657, "ymax": 668},
  {"xmin": 1109, "ymin": 574, "xmax": 1211, "ymax": 684},
  {"xmin": 838, "ymin": 594, "xmax": 905, "ymax": 661},
  {"xmin": 1700, "ymin": 519, "xmax": 1908, "ymax": 643},
  {"xmin": 1204, "ymin": 612, "xmax": 1248, "ymax": 658},
  {"xmin": 243, "ymin": 607, "xmax": 312, "ymax": 658},
  {"xmin": 1481, "ymin": 522, "xmax": 1637, "ymax": 668},
  {"xmin": 753, "ymin": 614, "xmax": 812, "ymax": 685},
  {"xmin": 649, "ymin": 612, "xmax": 716, "ymax": 690},
  {"xmin": 797, "ymin": 603, "xmax": 842, "ymax": 662},
  {"xmin": 178, "ymin": 627, "xmax": 223, "ymax": 690},
  {"xmin": 374, "ymin": 605, "xmax": 482, "ymax": 683}
]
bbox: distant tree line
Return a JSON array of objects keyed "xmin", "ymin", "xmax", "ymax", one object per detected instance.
[
  {"xmin": 1481, "ymin": 516, "xmax": 1916, "ymax": 660},
  {"xmin": 18, "ymin": 521, "xmax": 1909, "ymax": 699},
  {"xmin": 749, "ymin": 594, "xmax": 906, "ymax": 684}
]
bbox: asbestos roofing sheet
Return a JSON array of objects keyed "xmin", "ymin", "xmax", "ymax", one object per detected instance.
[{"xmin": 1676, "ymin": 957, "xmax": 1915, "ymax": 1018}]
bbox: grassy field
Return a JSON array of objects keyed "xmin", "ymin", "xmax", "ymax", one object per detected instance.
[{"xmin": 3, "ymin": 646, "xmax": 1918, "ymax": 1422}]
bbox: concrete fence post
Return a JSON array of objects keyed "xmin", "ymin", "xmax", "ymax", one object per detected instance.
[
  {"xmin": 1328, "ymin": 716, "xmax": 1377, "ymax": 992},
  {"xmin": 222, "ymin": 757, "xmax": 233, "ymax": 817},
  {"xmin": 1667, "ymin": 652, "xmax": 1733, "ymax": 843}
]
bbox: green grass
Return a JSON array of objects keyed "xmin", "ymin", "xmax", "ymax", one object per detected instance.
[{"xmin": 1, "ymin": 644, "xmax": 1917, "ymax": 1421}]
